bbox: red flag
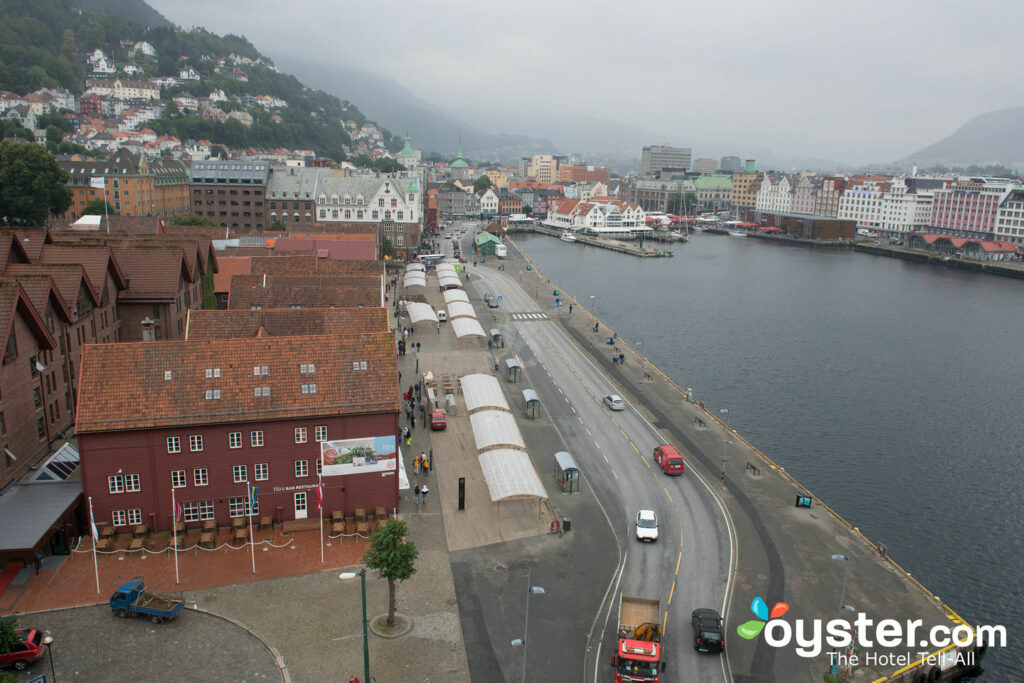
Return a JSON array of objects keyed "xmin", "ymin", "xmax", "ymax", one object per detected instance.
[
  {"xmin": 174, "ymin": 500, "xmax": 183, "ymax": 522},
  {"xmin": 317, "ymin": 482, "xmax": 323, "ymax": 510}
]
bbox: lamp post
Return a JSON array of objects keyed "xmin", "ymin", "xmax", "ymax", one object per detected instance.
[
  {"xmin": 43, "ymin": 633, "xmax": 56, "ymax": 682},
  {"xmin": 510, "ymin": 568, "xmax": 545, "ymax": 683},
  {"xmin": 830, "ymin": 554, "xmax": 849, "ymax": 620},
  {"xmin": 339, "ymin": 570, "xmax": 370, "ymax": 683},
  {"xmin": 722, "ymin": 439, "xmax": 733, "ymax": 485}
]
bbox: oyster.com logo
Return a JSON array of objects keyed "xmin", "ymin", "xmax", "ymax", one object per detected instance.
[{"xmin": 737, "ymin": 596, "xmax": 789, "ymax": 640}]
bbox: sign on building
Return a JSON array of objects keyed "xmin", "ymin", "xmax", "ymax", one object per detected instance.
[{"xmin": 320, "ymin": 436, "xmax": 397, "ymax": 476}]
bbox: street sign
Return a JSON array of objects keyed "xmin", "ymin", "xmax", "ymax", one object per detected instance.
[{"xmin": 497, "ymin": 295, "xmax": 502, "ymax": 301}]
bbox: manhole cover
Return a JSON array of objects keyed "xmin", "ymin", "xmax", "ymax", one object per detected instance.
[
  {"xmin": 446, "ymin": 598, "xmax": 457, "ymax": 606},
  {"xmin": 494, "ymin": 564, "xmax": 507, "ymax": 571},
  {"xmin": 559, "ymin": 552, "xmax": 569, "ymax": 559}
]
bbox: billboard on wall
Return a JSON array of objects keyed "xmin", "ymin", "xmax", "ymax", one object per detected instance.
[{"xmin": 320, "ymin": 435, "xmax": 397, "ymax": 477}]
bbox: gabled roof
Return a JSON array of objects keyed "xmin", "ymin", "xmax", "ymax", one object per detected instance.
[
  {"xmin": 0, "ymin": 279, "xmax": 57, "ymax": 356},
  {"xmin": 186, "ymin": 307, "xmax": 390, "ymax": 340},
  {"xmin": 249, "ymin": 254, "xmax": 384, "ymax": 277},
  {"xmin": 0, "ymin": 230, "xmax": 33, "ymax": 267},
  {"xmin": 75, "ymin": 333, "xmax": 399, "ymax": 433},
  {"xmin": 39, "ymin": 244, "xmax": 127, "ymax": 292},
  {"xmin": 3, "ymin": 264, "xmax": 96, "ymax": 315},
  {"xmin": 11, "ymin": 229, "xmax": 51, "ymax": 262},
  {"xmin": 48, "ymin": 232, "xmax": 216, "ymax": 279},
  {"xmin": 228, "ymin": 274, "xmax": 382, "ymax": 310}
]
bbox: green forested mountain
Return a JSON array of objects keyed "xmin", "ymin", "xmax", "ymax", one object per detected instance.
[{"xmin": 0, "ymin": 0, "xmax": 403, "ymax": 160}]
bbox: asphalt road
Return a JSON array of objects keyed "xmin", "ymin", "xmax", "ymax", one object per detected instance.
[{"xmin": 457, "ymin": 229, "xmax": 734, "ymax": 682}]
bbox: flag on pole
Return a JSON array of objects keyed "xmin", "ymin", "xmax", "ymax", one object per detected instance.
[
  {"xmin": 317, "ymin": 481, "xmax": 323, "ymax": 510},
  {"xmin": 89, "ymin": 176, "xmax": 105, "ymax": 189},
  {"xmin": 247, "ymin": 483, "xmax": 258, "ymax": 510},
  {"xmin": 90, "ymin": 503, "xmax": 100, "ymax": 541},
  {"xmin": 174, "ymin": 500, "xmax": 183, "ymax": 522}
]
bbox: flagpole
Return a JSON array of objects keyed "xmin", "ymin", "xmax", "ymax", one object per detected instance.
[
  {"xmin": 171, "ymin": 487, "xmax": 179, "ymax": 585},
  {"xmin": 248, "ymin": 484, "xmax": 256, "ymax": 574},
  {"xmin": 103, "ymin": 182, "xmax": 109, "ymax": 234},
  {"xmin": 318, "ymin": 473, "xmax": 324, "ymax": 565},
  {"xmin": 88, "ymin": 496, "xmax": 100, "ymax": 594}
]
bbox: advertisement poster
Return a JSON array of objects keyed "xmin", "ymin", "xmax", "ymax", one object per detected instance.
[{"xmin": 320, "ymin": 436, "xmax": 397, "ymax": 476}]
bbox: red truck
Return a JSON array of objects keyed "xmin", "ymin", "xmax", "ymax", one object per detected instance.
[
  {"xmin": 611, "ymin": 595, "xmax": 666, "ymax": 682},
  {"xmin": 0, "ymin": 628, "xmax": 46, "ymax": 671},
  {"xmin": 653, "ymin": 445, "xmax": 684, "ymax": 475}
]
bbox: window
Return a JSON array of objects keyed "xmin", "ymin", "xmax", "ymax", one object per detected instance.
[
  {"xmin": 112, "ymin": 510, "xmax": 127, "ymax": 526},
  {"xmin": 171, "ymin": 470, "xmax": 186, "ymax": 488},
  {"xmin": 233, "ymin": 464, "xmax": 248, "ymax": 483},
  {"xmin": 127, "ymin": 509, "xmax": 142, "ymax": 525},
  {"xmin": 253, "ymin": 386, "xmax": 270, "ymax": 397},
  {"xmin": 108, "ymin": 475, "xmax": 124, "ymax": 494},
  {"xmin": 299, "ymin": 363, "xmax": 316, "ymax": 374},
  {"xmin": 301, "ymin": 383, "xmax": 317, "ymax": 394},
  {"xmin": 204, "ymin": 388, "xmax": 222, "ymax": 400},
  {"xmin": 295, "ymin": 427, "xmax": 307, "ymax": 443},
  {"xmin": 251, "ymin": 431, "xmax": 264, "ymax": 447},
  {"xmin": 295, "ymin": 460, "xmax": 309, "ymax": 477},
  {"xmin": 193, "ymin": 468, "xmax": 208, "ymax": 486},
  {"xmin": 229, "ymin": 496, "xmax": 259, "ymax": 517},
  {"xmin": 352, "ymin": 361, "xmax": 368, "ymax": 371},
  {"xmin": 204, "ymin": 367, "xmax": 221, "ymax": 379},
  {"xmin": 167, "ymin": 436, "xmax": 181, "ymax": 453},
  {"xmin": 199, "ymin": 500, "xmax": 215, "ymax": 520},
  {"xmin": 315, "ymin": 426, "xmax": 327, "ymax": 442},
  {"xmin": 254, "ymin": 463, "xmax": 269, "ymax": 481},
  {"xmin": 253, "ymin": 365, "xmax": 269, "ymax": 376},
  {"xmin": 125, "ymin": 474, "xmax": 140, "ymax": 492},
  {"xmin": 229, "ymin": 432, "xmax": 242, "ymax": 448},
  {"xmin": 189, "ymin": 435, "xmax": 203, "ymax": 452},
  {"xmin": 316, "ymin": 459, "xmax": 322, "ymax": 476}
]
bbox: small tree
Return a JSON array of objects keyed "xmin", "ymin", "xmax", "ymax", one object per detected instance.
[
  {"xmin": 82, "ymin": 199, "xmax": 117, "ymax": 216},
  {"xmin": 381, "ymin": 236, "xmax": 394, "ymax": 258},
  {"xmin": 171, "ymin": 213, "xmax": 217, "ymax": 226},
  {"xmin": 362, "ymin": 519, "xmax": 418, "ymax": 627},
  {"xmin": 0, "ymin": 614, "xmax": 19, "ymax": 654},
  {"xmin": 473, "ymin": 175, "xmax": 492, "ymax": 193}
]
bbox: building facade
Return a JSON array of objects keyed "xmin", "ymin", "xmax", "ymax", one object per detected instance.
[
  {"xmin": 189, "ymin": 160, "xmax": 269, "ymax": 233},
  {"xmin": 58, "ymin": 151, "xmax": 190, "ymax": 222},
  {"xmin": 929, "ymin": 178, "xmax": 1013, "ymax": 239},
  {"xmin": 641, "ymin": 145, "xmax": 692, "ymax": 176}
]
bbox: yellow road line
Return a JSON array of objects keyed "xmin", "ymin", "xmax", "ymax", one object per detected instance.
[
  {"xmin": 631, "ymin": 442, "xmax": 640, "ymax": 454},
  {"xmin": 668, "ymin": 580, "xmax": 675, "ymax": 605},
  {"xmin": 664, "ymin": 487, "xmax": 673, "ymax": 504},
  {"xmin": 640, "ymin": 455, "xmax": 651, "ymax": 469},
  {"xmin": 675, "ymin": 550, "xmax": 682, "ymax": 574}
]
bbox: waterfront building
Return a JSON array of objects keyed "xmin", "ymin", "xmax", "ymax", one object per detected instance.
[
  {"xmin": 498, "ymin": 191, "xmax": 523, "ymax": 216},
  {"xmin": 995, "ymin": 186, "xmax": 1024, "ymax": 245},
  {"xmin": 189, "ymin": 160, "xmax": 270, "ymax": 233},
  {"xmin": 790, "ymin": 175, "xmax": 820, "ymax": 215},
  {"xmin": 437, "ymin": 182, "xmax": 480, "ymax": 221},
  {"xmin": 314, "ymin": 174, "xmax": 422, "ymax": 252},
  {"xmin": 693, "ymin": 175, "xmax": 732, "ymax": 212},
  {"xmin": 545, "ymin": 198, "xmax": 646, "ymax": 232},
  {"xmin": 619, "ymin": 177, "xmax": 692, "ymax": 213},
  {"xmin": 879, "ymin": 177, "xmax": 945, "ymax": 236},
  {"xmin": 75, "ymin": 333, "xmax": 400, "ymax": 533},
  {"xmin": 929, "ymin": 178, "xmax": 1014, "ymax": 239},
  {"xmin": 478, "ymin": 188, "xmax": 499, "ymax": 217},
  {"xmin": 641, "ymin": 145, "xmax": 692, "ymax": 176},
  {"xmin": 730, "ymin": 162, "xmax": 763, "ymax": 214},
  {"xmin": 838, "ymin": 176, "xmax": 890, "ymax": 230},
  {"xmin": 755, "ymin": 174, "xmax": 795, "ymax": 215},
  {"xmin": 813, "ymin": 176, "xmax": 846, "ymax": 217}
]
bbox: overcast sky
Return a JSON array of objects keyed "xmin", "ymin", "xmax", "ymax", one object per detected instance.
[{"xmin": 147, "ymin": 0, "xmax": 1022, "ymax": 164}]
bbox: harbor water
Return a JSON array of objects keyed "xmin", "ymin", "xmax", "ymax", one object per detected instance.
[{"xmin": 514, "ymin": 232, "xmax": 1024, "ymax": 679}]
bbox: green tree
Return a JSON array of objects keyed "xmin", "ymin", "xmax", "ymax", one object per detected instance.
[
  {"xmin": 82, "ymin": 198, "xmax": 117, "ymax": 215},
  {"xmin": 381, "ymin": 236, "xmax": 393, "ymax": 258},
  {"xmin": 170, "ymin": 213, "xmax": 217, "ymax": 226},
  {"xmin": 0, "ymin": 141, "xmax": 71, "ymax": 225},
  {"xmin": 362, "ymin": 519, "xmax": 418, "ymax": 628},
  {"xmin": 0, "ymin": 614, "xmax": 18, "ymax": 654},
  {"xmin": 473, "ymin": 175, "xmax": 492, "ymax": 193}
]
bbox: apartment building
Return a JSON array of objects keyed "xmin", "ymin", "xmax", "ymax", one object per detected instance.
[
  {"xmin": 58, "ymin": 151, "xmax": 190, "ymax": 221},
  {"xmin": 641, "ymin": 145, "xmax": 692, "ymax": 176},
  {"xmin": 189, "ymin": 160, "xmax": 270, "ymax": 233}
]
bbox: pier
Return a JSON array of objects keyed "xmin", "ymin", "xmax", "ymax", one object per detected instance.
[{"xmin": 506, "ymin": 223, "xmax": 674, "ymax": 257}]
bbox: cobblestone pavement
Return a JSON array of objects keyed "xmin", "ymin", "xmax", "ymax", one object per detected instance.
[{"xmin": 10, "ymin": 604, "xmax": 281, "ymax": 683}]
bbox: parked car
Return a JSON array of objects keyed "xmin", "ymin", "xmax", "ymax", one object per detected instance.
[
  {"xmin": 430, "ymin": 411, "xmax": 447, "ymax": 430},
  {"xmin": 488, "ymin": 298, "xmax": 499, "ymax": 309},
  {"xmin": 602, "ymin": 394, "xmax": 625, "ymax": 411},
  {"xmin": 635, "ymin": 509, "xmax": 659, "ymax": 542},
  {"xmin": 437, "ymin": 310, "xmax": 447, "ymax": 322},
  {"xmin": 0, "ymin": 629, "xmax": 46, "ymax": 671},
  {"xmin": 459, "ymin": 256, "xmax": 467, "ymax": 263},
  {"xmin": 691, "ymin": 608, "xmax": 725, "ymax": 653}
]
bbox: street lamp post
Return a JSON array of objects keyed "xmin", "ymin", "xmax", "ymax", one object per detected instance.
[
  {"xmin": 722, "ymin": 439, "xmax": 733, "ymax": 485},
  {"xmin": 339, "ymin": 570, "xmax": 370, "ymax": 683},
  {"xmin": 43, "ymin": 633, "xmax": 55, "ymax": 682},
  {"xmin": 510, "ymin": 568, "xmax": 545, "ymax": 683},
  {"xmin": 831, "ymin": 554, "xmax": 849, "ymax": 619}
]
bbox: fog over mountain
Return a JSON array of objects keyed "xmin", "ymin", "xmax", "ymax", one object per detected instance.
[{"xmin": 901, "ymin": 107, "xmax": 1024, "ymax": 169}]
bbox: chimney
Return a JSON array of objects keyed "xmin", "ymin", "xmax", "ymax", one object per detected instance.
[{"xmin": 141, "ymin": 316, "xmax": 155, "ymax": 342}]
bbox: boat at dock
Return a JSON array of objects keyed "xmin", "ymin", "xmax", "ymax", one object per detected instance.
[
  {"xmin": 669, "ymin": 230, "xmax": 689, "ymax": 242},
  {"xmin": 728, "ymin": 230, "xmax": 748, "ymax": 238},
  {"xmin": 560, "ymin": 230, "xmax": 578, "ymax": 242}
]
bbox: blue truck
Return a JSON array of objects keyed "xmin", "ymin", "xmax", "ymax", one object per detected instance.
[{"xmin": 109, "ymin": 578, "xmax": 184, "ymax": 624}]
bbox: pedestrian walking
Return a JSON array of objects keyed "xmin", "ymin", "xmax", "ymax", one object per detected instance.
[
  {"xmin": 416, "ymin": 342, "xmax": 421, "ymax": 353},
  {"xmin": 408, "ymin": 385, "xmax": 414, "ymax": 398},
  {"xmin": 420, "ymin": 484, "xmax": 429, "ymax": 504},
  {"xmin": 419, "ymin": 452, "xmax": 426, "ymax": 474},
  {"xmin": 619, "ymin": 353, "xmax": 625, "ymax": 364},
  {"xmin": 415, "ymin": 384, "xmax": 421, "ymax": 398},
  {"xmin": 569, "ymin": 303, "xmax": 573, "ymax": 314},
  {"xmin": 423, "ymin": 454, "xmax": 430, "ymax": 472},
  {"xmin": 437, "ymin": 323, "xmax": 441, "ymax": 334},
  {"xmin": 419, "ymin": 404, "xmax": 425, "ymax": 421},
  {"xmin": 413, "ymin": 454, "xmax": 421, "ymax": 473},
  {"xmin": 403, "ymin": 328, "xmax": 408, "ymax": 339},
  {"xmin": 414, "ymin": 485, "xmax": 422, "ymax": 507},
  {"xmin": 411, "ymin": 414, "xmax": 416, "ymax": 429}
]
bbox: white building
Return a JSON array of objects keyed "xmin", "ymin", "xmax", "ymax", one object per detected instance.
[
  {"xmin": 838, "ymin": 177, "xmax": 890, "ymax": 230},
  {"xmin": 85, "ymin": 78, "xmax": 159, "ymax": 101},
  {"xmin": 755, "ymin": 174, "xmax": 794, "ymax": 214},
  {"xmin": 478, "ymin": 188, "xmax": 499, "ymax": 215},
  {"xmin": 179, "ymin": 66, "xmax": 200, "ymax": 81},
  {"xmin": 133, "ymin": 41, "xmax": 157, "ymax": 57},
  {"xmin": 314, "ymin": 175, "xmax": 421, "ymax": 227},
  {"xmin": 545, "ymin": 198, "xmax": 648, "ymax": 238},
  {"xmin": 877, "ymin": 177, "xmax": 946, "ymax": 236},
  {"xmin": 995, "ymin": 187, "xmax": 1024, "ymax": 245}
]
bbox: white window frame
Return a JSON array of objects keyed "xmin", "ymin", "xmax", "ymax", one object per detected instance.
[
  {"xmin": 295, "ymin": 459, "xmax": 309, "ymax": 477},
  {"xmin": 183, "ymin": 501, "xmax": 199, "ymax": 522},
  {"xmin": 254, "ymin": 462, "xmax": 269, "ymax": 481},
  {"xmin": 112, "ymin": 510, "xmax": 127, "ymax": 526},
  {"xmin": 233, "ymin": 464, "xmax": 248, "ymax": 483},
  {"xmin": 229, "ymin": 496, "xmax": 259, "ymax": 518},
  {"xmin": 294, "ymin": 427, "xmax": 307, "ymax": 443},
  {"xmin": 124, "ymin": 473, "xmax": 140, "ymax": 492},
  {"xmin": 171, "ymin": 470, "xmax": 186, "ymax": 488},
  {"xmin": 251, "ymin": 430, "xmax": 264, "ymax": 447},
  {"xmin": 315, "ymin": 426, "xmax": 327, "ymax": 442},
  {"xmin": 229, "ymin": 431, "xmax": 242, "ymax": 449},
  {"xmin": 167, "ymin": 436, "xmax": 181, "ymax": 453},
  {"xmin": 127, "ymin": 509, "xmax": 142, "ymax": 525},
  {"xmin": 193, "ymin": 468, "xmax": 208, "ymax": 486},
  {"xmin": 198, "ymin": 500, "xmax": 215, "ymax": 520},
  {"xmin": 189, "ymin": 434, "xmax": 204, "ymax": 452},
  {"xmin": 108, "ymin": 475, "xmax": 124, "ymax": 494}
]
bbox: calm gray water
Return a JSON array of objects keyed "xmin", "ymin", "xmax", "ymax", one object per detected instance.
[{"xmin": 515, "ymin": 232, "xmax": 1023, "ymax": 678}]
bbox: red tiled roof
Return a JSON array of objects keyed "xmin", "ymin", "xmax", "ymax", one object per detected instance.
[
  {"xmin": 12, "ymin": 229, "xmax": 50, "ymax": 262},
  {"xmin": 39, "ymin": 245, "xmax": 127, "ymax": 292},
  {"xmin": 212, "ymin": 256, "xmax": 252, "ymax": 293},
  {"xmin": 3, "ymin": 263, "xmax": 98, "ymax": 311},
  {"xmin": 228, "ymin": 275, "xmax": 382, "ymax": 310},
  {"xmin": 75, "ymin": 333, "xmax": 399, "ymax": 433},
  {"xmin": 0, "ymin": 279, "xmax": 57, "ymax": 354},
  {"xmin": 249, "ymin": 254, "xmax": 384, "ymax": 277},
  {"xmin": 3, "ymin": 273, "xmax": 72, "ymax": 323},
  {"xmin": 186, "ymin": 307, "xmax": 389, "ymax": 340},
  {"xmin": 920, "ymin": 234, "xmax": 1017, "ymax": 252}
]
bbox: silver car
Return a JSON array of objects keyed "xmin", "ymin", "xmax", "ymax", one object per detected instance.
[{"xmin": 603, "ymin": 394, "xmax": 625, "ymax": 411}]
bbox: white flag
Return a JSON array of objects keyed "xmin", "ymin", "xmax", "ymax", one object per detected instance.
[
  {"xmin": 89, "ymin": 497, "xmax": 99, "ymax": 540},
  {"xmin": 90, "ymin": 177, "xmax": 105, "ymax": 189}
]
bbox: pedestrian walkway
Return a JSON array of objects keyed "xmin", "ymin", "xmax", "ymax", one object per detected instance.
[{"xmin": 510, "ymin": 311, "xmax": 549, "ymax": 320}]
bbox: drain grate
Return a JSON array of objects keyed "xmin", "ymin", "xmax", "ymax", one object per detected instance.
[
  {"xmin": 559, "ymin": 552, "xmax": 569, "ymax": 559},
  {"xmin": 494, "ymin": 564, "xmax": 507, "ymax": 571}
]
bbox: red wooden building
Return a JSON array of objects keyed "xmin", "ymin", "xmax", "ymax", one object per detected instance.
[{"xmin": 75, "ymin": 333, "xmax": 399, "ymax": 533}]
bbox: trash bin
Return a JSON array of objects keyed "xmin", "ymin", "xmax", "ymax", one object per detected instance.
[{"xmin": 562, "ymin": 518, "xmax": 571, "ymax": 533}]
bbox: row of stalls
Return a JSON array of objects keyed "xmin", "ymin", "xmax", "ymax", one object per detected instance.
[{"xmin": 402, "ymin": 261, "xmax": 487, "ymax": 342}]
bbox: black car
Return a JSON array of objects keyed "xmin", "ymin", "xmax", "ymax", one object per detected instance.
[{"xmin": 691, "ymin": 608, "xmax": 724, "ymax": 653}]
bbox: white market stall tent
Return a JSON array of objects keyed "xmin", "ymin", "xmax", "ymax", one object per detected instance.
[
  {"xmin": 460, "ymin": 373, "xmax": 511, "ymax": 413},
  {"xmin": 446, "ymin": 301, "xmax": 476, "ymax": 319},
  {"xmin": 443, "ymin": 289, "xmax": 470, "ymax": 304},
  {"xmin": 478, "ymin": 449, "xmax": 548, "ymax": 501},
  {"xmin": 451, "ymin": 317, "xmax": 486, "ymax": 339},
  {"xmin": 469, "ymin": 410, "xmax": 526, "ymax": 450},
  {"xmin": 405, "ymin": 301, "xmax": 438, "ymax": 323}
]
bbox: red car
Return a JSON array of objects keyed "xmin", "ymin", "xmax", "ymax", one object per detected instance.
[
  {"xmin": 0, "ymin": 628, "xmax": 46, "ymax": 670},
  {"xmin": 458, "ymin": 256, "xmax": 467, "ymax": 263},
  {"xmin": 430, "ymin": 411, "xmax": 447, "ymax": 430}
]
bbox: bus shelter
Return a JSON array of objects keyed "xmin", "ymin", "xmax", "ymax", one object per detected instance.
[
  {"xmin": 504, "ymin": 357, "xmax": 522, "ymax": 383},
  {"xmin": 553, "ymin": 451, "xmax": 580, "ymax": 493},
  {"xmin": 489, "ymin": 329, "xmax": 504, "ymax": 348},
  {"xmin": 522, "ymin": 389, "xmax": 540, "ymax": 419}
]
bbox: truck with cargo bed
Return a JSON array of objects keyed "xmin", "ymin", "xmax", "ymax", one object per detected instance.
[
  {"xmin": 109, "ymin": 578, "xmax": 184, "ymax": 624},
  {"xmin": 611, "ymin": 595, "xmax": 666, "ymax": 682}
]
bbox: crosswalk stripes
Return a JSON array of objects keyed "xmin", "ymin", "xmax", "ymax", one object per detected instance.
[{"xmin": 510, "ymin": 312, "xmax": 549, "ymax": 321}]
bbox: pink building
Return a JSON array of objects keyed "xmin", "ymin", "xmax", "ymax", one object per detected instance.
[{"xmin": 929, "ymin": 179, "xmax": 1013, "ymax": 237}]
